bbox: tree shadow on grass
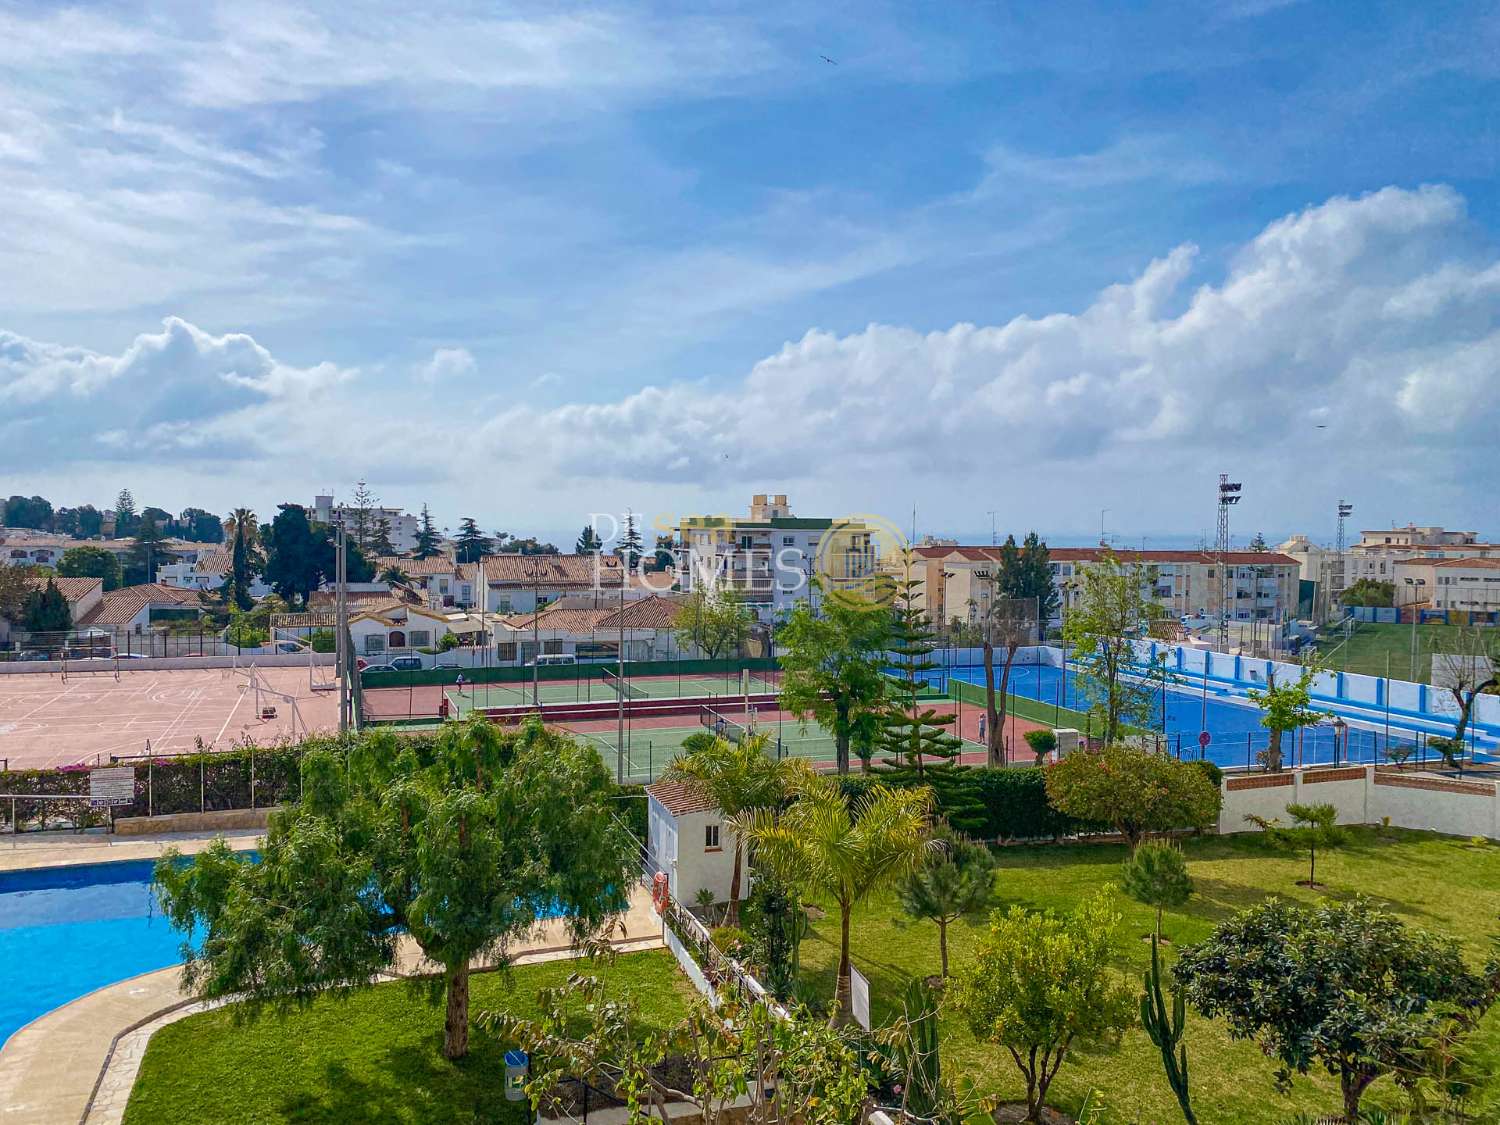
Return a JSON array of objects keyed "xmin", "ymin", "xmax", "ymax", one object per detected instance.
[{"xmin": 278, "ymin": 1038, "xmax": 520, "ymax": 1123}]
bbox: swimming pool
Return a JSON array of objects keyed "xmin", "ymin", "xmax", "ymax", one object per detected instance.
[
  {"xmin": 0, "ymin": 858, "xmax": 191, "ymax": 1048},
  {"xmin": 935, "ymin": 661, "xmax": 1496, "ymax": 768}
]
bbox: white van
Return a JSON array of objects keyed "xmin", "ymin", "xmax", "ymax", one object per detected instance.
[{"xmin": 529, "ymin": 654, "xmax": 577, "ymax": 667}]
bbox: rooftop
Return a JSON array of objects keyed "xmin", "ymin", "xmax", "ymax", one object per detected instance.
[
  {"xmin": 78, "ymin": 583, "xmax": 201, "ymax": 626},
  {"xmin": 645, "ymin": 780, "xmax": 720, "ymax": 817}
]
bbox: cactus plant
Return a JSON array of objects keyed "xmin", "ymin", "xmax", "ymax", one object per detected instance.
[
  {"xmin": 901, "ymin": 976, "xmax": 943, "ymax": 1120},
  {"xmin": 1141, "ymin": 933, "xmax": 1196, "ymax": 1124}
]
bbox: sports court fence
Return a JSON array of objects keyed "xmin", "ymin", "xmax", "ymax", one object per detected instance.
[
  {"xmin": 358, "ymin": 655, "xmax": 780, "ymax": 691},
  {"xmin": 0, "ymin": 742, "xmax": 312, "ymax": 835},
  {"xmin": 0, "ymin": 627, "xmax": 320, "ymax": 662}
]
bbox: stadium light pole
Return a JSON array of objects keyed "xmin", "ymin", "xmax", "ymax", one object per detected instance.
[{"xmin": 1405, "ymin": 577, "xmax": 1426, "ymax": 681}]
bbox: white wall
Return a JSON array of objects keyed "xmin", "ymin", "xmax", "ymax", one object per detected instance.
[
  {"xmin": 647, "ymin": 796, "xmax": 747, "ymax": 907},
  {"xmin": 1220, "ymin": 766, "xmax": 1499, "ymax": 840}
]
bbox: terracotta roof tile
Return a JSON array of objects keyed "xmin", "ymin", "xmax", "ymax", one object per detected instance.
[
  {"xmin": 77, "ymin": 583, "xmax": 200, "ymax": 626},
  {"xmin": 645, "ymin": 780, "xmax": 719, "ymax": 817},
  {"xmin": 24, "ymin": 575, "xmax": 102, "ymax": 603}
]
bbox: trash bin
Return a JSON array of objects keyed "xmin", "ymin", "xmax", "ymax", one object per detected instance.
[{"xmin": 504, "ymin": 1049, "xmax": 528, "ymax": 1102}]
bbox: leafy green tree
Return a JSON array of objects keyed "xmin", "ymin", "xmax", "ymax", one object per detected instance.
[
  {"xmin": 742, "ymin": 869, "xmax": 808, "ymax": 999},
  {"xmin": 878, "ymin": 578, "xmax": 963, "ymax": 778},
  {"xmin": 345, "ymin": 540, "xmax": 374, "ymax": 583},
  {"xmin": 0, "ymin": 566, "xmax": 38, "ymax": 625},
  {"xmin": 413, "ymin": 503, "xmax": 441, "ymax": 559},
  {"xmin": 3, "ymin": 494, "xmax": 54, "ymax": 529},
  {"xmin": 777, "ymin": 586, "xmax": 891, "ymax": 774},
  {"xmin": 1062, "ymin": 550, "xmax": 1171, "ymax": 742},
  {"xmin": 1141, "ymin": 933, "xmax": 1197, "ymax": 1124},
  {"xmin": 261, "ymin": 504, "xmax": 332, "ymax": 607},
  {"xmin": 178, "ymin": 506, "xmax": 225, "ymax": 543},
  {"xmin": 739, "ymin": 776, "xmax": 934, "ymax": 1026},
  {"xmin": 897, "ymin": 825, "xmax": 995, "ymax": 977},
  {"xmin": 661, "ymin": 733, "xmax": 810, "ymax": 925},
  {"xmin": 154, "ymin": 720, "xmax": 635, "ymax": 1060},
  {"xmin": 368, "ymin": 515, "xmax": 397, "ymax": 557},
  {"xmin": 1246, "ymin": 662, "xmax": 1328, "ymax": 772},
  {"xmin": 950, "ymin": 892, "xmax": 1136, "ymax": 1123},
  {"xmin": 379, "ymin": 564, "xmax": 412, "ymax": 586},
  {"xmin": 1006, "ymin": 531, "xmax": 1061, "ymax": 625},
  {"xmin": 124, "ymin": 511, "xmax": 174, "ymax": 584},
  {"xmin": 113, "ymin": 488, "xmax": 138, "ymax": 538},
  {"xmin": 57, "ymin": 546, "xmax": 121, "ymax": 591},
  {"xmin": 1045, "ymin": 745, "xmax": 1222, "ymax": 848},
  {"xmin": 575, "ymin": 523, "xmax": 603, "ymax": 554},
  {"xmin": 73, "ymin": 504, "xmax": 103, "ymax": 538},
  {"xmin": 1120, "ymin": 840, "xmax": 1193, "ymax": 939},
  {"xmin": 453, "ymin": 517, "xmax": 492, "ymax": 564},
  {"xmin": 23, "ymin": 577, "xmax": 72, "ymax": 632},
  {"xmin": 673, "ymin": 586, "xmax": 753, "ymax": 660},
  {"xmin": 223, "ymin": 509, "xmax": 261, "ymax": 611},
  {"xmin": 1175, "ymin": 898, "xmax": 1494, "ymax": 1124},
  {"xmin": 1341, "ymin": 578, "xmax": 1395, "ymax": 608},
  {"xmin": 651, "ymin": 533, "xmax": 676, "ymax": 572},
  {"xmin": 1249, "ymin": 531, "xmax": 1270, "ymax": 553}
]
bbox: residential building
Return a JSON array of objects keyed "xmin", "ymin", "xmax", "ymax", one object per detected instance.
[
  {"xmin": 678, "ymin": 495, "xmax": 877, "ymax": 620},
  {"xmin": 158, "ymin": 550, "xmax": 272, "ymax": 598},
  {"xmin": 76, "ymin": 583, "xmax": 203, "ymax": 634},
  {"xmin": 0, "ymin": 576, "xmax": 104, "ymax": 646},
  {"xmin": 913, "ymin": 544, "xmax": 1300, "ymax": 627},
  {"xmin": 493, "ymin": 593, "xmax": 688, "ymax": 664},
  {"xmin": 458, "ymin": 554, "xmax": 639, "ymax": 615},
  {"xmin": 0, "ymin": 532, "xmax": 212, "ymax": 569},
  {"xmin": 1394, "ymin": 557, "xmax": 1500, "ymax": 616},
  {"xmin": 348, "ymin": 600, "xmax": 465, "ymax": 656},
  {"xmin": 371, "ymin": 555, "xmax": 465, "ymax": 604},
  {"xmin": 311, "ymin": 495, "xmax": 421, "ymax": 553},
  {"xmin": 1347, "ymin": 525, "xmax": 1500, "ymax": 588}
]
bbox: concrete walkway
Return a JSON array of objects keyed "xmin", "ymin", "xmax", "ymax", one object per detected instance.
[
  {"xmin": 0, "ymin": 829, "xmax": 261, "ymax": 873},
  {"xmin": 0, "ymin": 830, "xmax": 662, "ymax": 1125}
]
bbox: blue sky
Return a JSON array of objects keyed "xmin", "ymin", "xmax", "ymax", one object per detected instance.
[{"xmin": 2, "ymin": 0, "xmax": 1498, "ymax": 547}]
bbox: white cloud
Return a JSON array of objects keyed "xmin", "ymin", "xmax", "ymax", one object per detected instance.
[
  {"xmin": 477, "ymin": 186, "xmax": 1500, "ymax": 492},
  {"xmin": 4, "ymin": 186, "xmax": 1498, "ymax": 531},
  {"xmin": 416, "ymin": 347, "xmax": 477, "ymax": 384}
]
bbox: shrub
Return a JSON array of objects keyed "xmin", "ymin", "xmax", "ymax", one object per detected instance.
[
  {"xmin": 1023, "ymin": 728, "xmax": 1058, "ymax": 764},
  {"xmin": 1045, "ymin": 745, "xmax": 1222, "ymax": 847},
  {"xmin": 1191, "ymin": 759, "xmax": 1223, "ymax": 788},
  {"xmin": 710, "ymin": 925, "xmax": 751, "ymax": 958},
  {"xmin": 1120, "ymin": 840, "xmax": 1193, "ymax": 939}
]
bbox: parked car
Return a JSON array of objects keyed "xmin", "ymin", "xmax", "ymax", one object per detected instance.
[
  {"xmin": 273, "ymin": 640, "xmax": 306, "ymax": 654},
  {"xmin": 527, "ymin": 653, "xmax": 577, "ymax": 667},
  {"xmin": 18, "ymin": 650, "xmax": 50, "ymax": 662},
  {"xmin": 361, "ymin": 662, "xmax": 396, "ymax": 676},
  {"xmin": 389, "ymin": 655, "xmax": 423, "ymax": 671}
]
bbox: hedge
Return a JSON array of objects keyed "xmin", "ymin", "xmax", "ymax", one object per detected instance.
[{"xmin": 841, "ymin": 765, "xmax": 1087, "ymax": 842}]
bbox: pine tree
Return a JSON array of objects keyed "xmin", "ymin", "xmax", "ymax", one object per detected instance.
[
  {"xmin": 348, "ymin": 480, "xmax": 378, "ymax": 550},
  {"xmin": 454, "ymin": 517, "xmax": 492, "ymax": 564},
  {"xmin": 616, "ymin": 510, "xmax": 643, "ymax": 567},
  {"xmin": 114, "ymin": 488, "xmax": 138, "ymax": 539},
  {"xmin": 369, "ymin": 516, "xmax": 396, "ymax": 557},
  {"xmin": 575, "ymin": 524, "xmax": 603, "ymax": 554},
  {"xmin": 413, "ymin": 504, "xmax": 441, "ymax": 559},
  {"xmin": 228, "ymin": 516, "xmax": 259, "ymax": 611},
  {"xmin": 876, "ymin": 578, "xmax": 965, "ymax": 780},
  {"xmin": 1249, "ymin": 531, "xmax": 1269, "ymax": 552}
]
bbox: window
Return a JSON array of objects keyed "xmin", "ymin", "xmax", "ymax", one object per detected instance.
[
  {"xmin": 782, "ymin": 536, "xmax": 795, "ymax": 546},
  {"xmin": 409, "ymin": 629, "xmax": 432, "ymax": 648},
  {"xmin": 496, "ymin": 642, "xmax": 518, "ymax": 661},
  {"xmin": 365, "ymin": 636, "xmax": 386, "ymax": 654},
  {"xmin": 704, "ymin": 823, "xmax": 721, "ymax": 850},
  {"xmin": 495, "ymin": 597, "xmax": 512, "ymax": 613}
]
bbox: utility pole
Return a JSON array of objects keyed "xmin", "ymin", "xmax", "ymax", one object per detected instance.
[
  {"xmin": 617, "ymin": 563, "xmax": 626, "ymax": 785},
  {"xmin": 335, "ymin": 525, "xmax": 348, "ymax": 733},
  {"xmin": 1217, "ymin": 475, "xmax": 1242, "ymax": 652},
  {"xmin": 988, "ymin": 510, "xmax": 998, "ymax": 547}
]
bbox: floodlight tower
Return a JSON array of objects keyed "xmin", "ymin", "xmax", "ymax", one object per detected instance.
[
  {"xmin": 1335, "ymin": 501, "xmax": 1354, "ymax": 612},
  {"xmin": 1217, "ymin": 475, "xmax": 1242, "ymax": 651}
]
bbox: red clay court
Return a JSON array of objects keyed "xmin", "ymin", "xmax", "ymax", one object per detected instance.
[{"xmin": 0, "ymin": 667, "xmax": 342, "ymax": 771}]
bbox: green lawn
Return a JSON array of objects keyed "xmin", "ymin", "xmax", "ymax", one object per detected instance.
[
  {"xmin": 122, "ymin": 950, "xmax": 695, "ymax": 1125},
  {"xmin": 1315, "ymin": 620, "xmax": 1482, "ymax": 683},
  {"xmin": 797, "ymin": 829, "xmax": 1500, "ymax": 1125}
]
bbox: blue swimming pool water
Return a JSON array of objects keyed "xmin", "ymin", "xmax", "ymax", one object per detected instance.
[
  {"xmin": 934, "ymin": 662, "xmax": 1494, "ymax": 768},
  {"xmin": 0, "ymin": 859, "xmax": 190, "ymax": 1048}
]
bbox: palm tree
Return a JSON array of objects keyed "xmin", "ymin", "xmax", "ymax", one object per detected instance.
[
  {"xmin": 222, "ymin": 508, "xmax": 258, "ymax": 547},
  {"xmin": 739, "ymin": 775, "xmax": 935, "ymax": 1026},
  {"xmin": 662, "ymin": 734, "xmax": 810, "ymax": 926}
]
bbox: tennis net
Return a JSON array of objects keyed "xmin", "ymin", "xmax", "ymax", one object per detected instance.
[
  {"xmin": 699, "ymin": 704, "xmax": 750, "ymax": 745},
  {"xmin": 602, "ymin": 667, "xmax": 647, "ymax": 700}
]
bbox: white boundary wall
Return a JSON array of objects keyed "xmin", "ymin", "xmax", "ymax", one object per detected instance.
[
  {"xmin": 1220, "ymin": 766, "xmax": 1500, "ymax": 841},
  {"xmin": 0, "ymin": 653, "xmax": 334, "ymax": 675}
]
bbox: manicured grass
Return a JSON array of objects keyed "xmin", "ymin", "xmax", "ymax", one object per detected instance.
[
  {"xmin": 796, "ymin": 829, "xmax": 1500, "ymax": 1125},
  {"xmin": 123, "ymin": 950, "xmax": 696, "ymax": 1125},
  {"xmin": 1315, "ymin": 620, "xmax": 1480, "ymax": 684}
]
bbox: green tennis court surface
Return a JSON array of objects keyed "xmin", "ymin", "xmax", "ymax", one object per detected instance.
[{"xmin": 556, "ymin": 712, "xmax": 845, "ymax": 782}]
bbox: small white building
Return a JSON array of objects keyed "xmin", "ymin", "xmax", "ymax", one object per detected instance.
[
  {"xmin": 348, "ymin": 600, "xmax": 460, "ymax": 656},
  {"xmin": 645, "ymin": 780, "xmax": 749, "ymax": 909}
]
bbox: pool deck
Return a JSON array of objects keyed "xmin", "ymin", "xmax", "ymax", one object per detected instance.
[{"xmin": 0, "ymin": 830, "xmax": 662, "ymax": 1124}]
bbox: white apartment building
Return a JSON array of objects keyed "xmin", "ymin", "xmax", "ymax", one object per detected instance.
[
  {"xmin": 914, "ymin": 545, "xmax": 1300, "ymax": 628},
  {"xmin": 0, "ymin": 532, "xmax": 211, "ymax": 569},
  {"xmin": 678, "ymin": 495, "xmax": 875, "ymax": 621},
  {"xmin": 311, "ymin": 495, "xmax": 422, "ymax": 553},
  {"xmin": 1347, "ymin": 525, "xmax": 1500, "ymax": 586},
  {"xmin": 1394, "ymin": 557, "xmax": 1500, "ymax": 616}
]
